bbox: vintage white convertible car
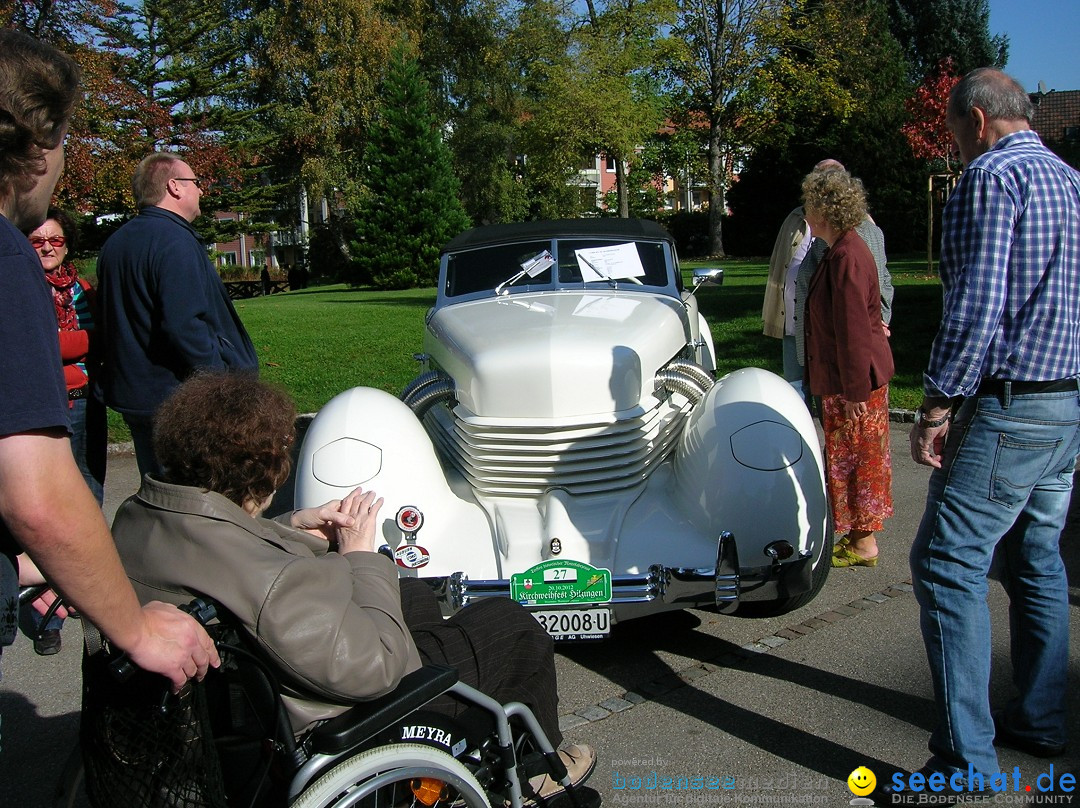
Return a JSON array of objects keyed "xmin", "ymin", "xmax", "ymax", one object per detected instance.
[{"xmin": 295, "ymin": 219, "xmax": 830, "ymax": 639}]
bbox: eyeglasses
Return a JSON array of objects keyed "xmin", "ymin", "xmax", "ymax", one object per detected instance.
[
  {"xmin": 172, "ymin": 177, "xmax": 205, "ymax": 189},
  {"xmin": 29, "ymin": 235, "xmax": 67, "ymax": 249}
]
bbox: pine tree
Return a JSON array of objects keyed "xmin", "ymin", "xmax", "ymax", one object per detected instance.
[
  {"xmin": 76, "ymin": 0, "xmax": 256, "ymax": 219},
  {"xmin": 351, "ymin": 42, "xmax": 471, "ymax": 290}
]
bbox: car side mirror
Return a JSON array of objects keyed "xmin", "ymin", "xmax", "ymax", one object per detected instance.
[
  {"xmin": 687, "ymin": 267, "xmax": 723, "ymax": 298},
  {"xmin": 692, "ymin": 268, "xmax": 724, "ymax": 287}
]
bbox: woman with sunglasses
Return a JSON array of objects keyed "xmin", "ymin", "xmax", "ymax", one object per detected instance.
[
  {"xmin": 28, "ymin": 208, "xmax": 106, "ymax": 501},
  {"xmin": 22, "ymin": 209, "xmax": 107, "ymax": 654}
]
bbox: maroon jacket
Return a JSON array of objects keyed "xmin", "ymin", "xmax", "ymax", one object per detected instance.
[{"xmin": 804, "ymin": 229, "xmax": 894, "ymax": 402}]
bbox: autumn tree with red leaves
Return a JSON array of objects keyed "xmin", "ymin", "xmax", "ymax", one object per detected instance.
[
  {"xmin": 10, "ymin": 0, "xmax": 257, "ymax": 226},
  {"xmin": 902, "ymin": 58, "xmax": 961, "ymax": 172}
]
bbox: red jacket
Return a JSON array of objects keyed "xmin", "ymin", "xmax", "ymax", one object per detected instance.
[
  {"xmin": 804, "ymin": 229, "xmax": 894, "ymax": 402},
  {"xmin": 57, "ymin": 276, "xmax": 97, "ymax": 394}
]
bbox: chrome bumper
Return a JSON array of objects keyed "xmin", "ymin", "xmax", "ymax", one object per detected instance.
[{"xmin": 428, "ymin": 532, "xmax": 815, "ymax": 615}]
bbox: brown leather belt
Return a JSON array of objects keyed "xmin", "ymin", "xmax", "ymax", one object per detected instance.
[
  {"xmin": 975, "ymin": 377, "xmax": 1079, "ymax": 396},
  {"xmin": 68, "ymin": 386, "xmax": 88, "ymax": 400}
]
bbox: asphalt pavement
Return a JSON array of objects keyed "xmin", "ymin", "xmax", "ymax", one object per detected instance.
[{"xmin": 1, "ymin": 423, "xmax": 1078, "ymax": 807}]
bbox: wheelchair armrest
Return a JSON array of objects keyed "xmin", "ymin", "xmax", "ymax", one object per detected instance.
[{"xmin": 306, "ymin": 664, "xmax": 459, "ymax": 756}]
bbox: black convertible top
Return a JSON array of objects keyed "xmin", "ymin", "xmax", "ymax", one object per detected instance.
[{"xmin": 442, "ymin": 218, "xmax": 673, "ymax": 253}]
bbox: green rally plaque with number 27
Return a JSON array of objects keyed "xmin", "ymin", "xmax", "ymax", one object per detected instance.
[{"xmin": 510, "ymin": 559, "xmax": 612, "ymax": 605}]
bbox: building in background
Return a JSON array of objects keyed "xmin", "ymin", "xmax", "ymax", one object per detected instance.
[{"xmin": 1030, "ymin": 86, "xmax": 1080, "ymax": 166}]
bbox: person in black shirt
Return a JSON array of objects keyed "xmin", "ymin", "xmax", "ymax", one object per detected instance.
[{"xmin": 0, "ymin": 29, "xmax": 217, "ymax": 688}]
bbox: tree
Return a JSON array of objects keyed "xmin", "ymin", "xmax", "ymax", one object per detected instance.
[
  {"xmin": 12, "ymin": 0, "xmax": 283, "ymax": 230},
  {"xmin": 669, "ymin": 0, "xmax": 880, "ymax": 256},
  {"xmin": 902, "ymin": 57, "xmax": 961, "ymax": 170},
  {"xmin": 447, "ymin": 0, "xmax": 674, "ymax": 222},
  {"xmin": 241, "ymin": 0, "xmax": 402, "ymax": 230},
  {"xmin": 350, "ymin": 42, "xmax": 470, "ymax": 289},
  {"xmin": 501, "ymin": 0, "xmax": 590, "ymax": 220},
  {"xmin": 2, "ymin": 0, "xmax": 103, "ymax": 39},
  {"xmin": 435, "ymin": 1, "xmax": 532, "ymax": 225},
  {"xmin": 665, "ymin": 0, "xmax": 784, "ymax": 256},
  {"xmin": 886, "ymin": 0, "xmax": 1007, "ymax": 80},
  {"xmin": 726, "ymin": 0, "xmax": 924, "ymax": 255},
  {"xmin": 572, "ymin": 0, "xmax": 677, "ymax": 217},
  {"xmin": 450, "ymin": 99, "xmax": 530, "ymax": 225},
  {"xmin": 6, "ymin": 0, "xmax": 174, "ymax": 212}
]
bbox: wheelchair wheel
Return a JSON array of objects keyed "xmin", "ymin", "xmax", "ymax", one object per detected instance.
[{"xmin": 292, "ymin": 743, "xmax": 490, "ymax": 808}]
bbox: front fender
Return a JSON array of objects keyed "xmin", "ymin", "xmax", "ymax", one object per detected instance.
[
  {"xmin": 672, "ymin": 368, "xmax": 828, "ymax": 586},
  {"xmin": 294, "ymin": 387, "xmax": 493, "ymax": 567}
]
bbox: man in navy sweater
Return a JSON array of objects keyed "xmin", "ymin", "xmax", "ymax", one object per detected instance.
[{"xmin": 96, "ymin": 153, "xmax": 259, "ymax": 476}]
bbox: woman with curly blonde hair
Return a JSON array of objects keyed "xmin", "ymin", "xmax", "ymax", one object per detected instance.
[{"xmin": 802, "ymin": 167, "xmax": 895, "ymax": 567}]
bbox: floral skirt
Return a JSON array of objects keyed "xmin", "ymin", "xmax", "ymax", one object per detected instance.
[{"xmin": 821, "ymin": 385, "xmax": 893, "ymax": 534}]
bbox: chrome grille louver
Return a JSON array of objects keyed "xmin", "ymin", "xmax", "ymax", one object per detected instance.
[{"xmin": 422, "ymin": 395, "xmax": 693, "ymax": 496}]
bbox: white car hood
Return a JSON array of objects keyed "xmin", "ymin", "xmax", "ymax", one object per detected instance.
[{"xmin": 424, "ymin": 291, "xmax": 692, "ymax": 419}]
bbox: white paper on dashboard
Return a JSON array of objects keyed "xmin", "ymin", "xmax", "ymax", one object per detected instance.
[{"xmin": 574, "ymin": 243, "xmax": 645, "ymax": 282}]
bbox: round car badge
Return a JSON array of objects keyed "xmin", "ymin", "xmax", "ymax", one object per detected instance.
[
  {"xmin": 394, "ymin": 544, "xmax": 430, "ymax": 569},
  {"xmin": 550, "ymin": 537, "xmax": 562, "ymax": 555},
  {"xmin": 396, "ymin": 506, "xmax": 424, "ymax": 534}
]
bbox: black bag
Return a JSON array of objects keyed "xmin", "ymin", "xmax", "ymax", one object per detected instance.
[
  {"xmin": 81, "ymin": 639, "xmax": 227, "ymax": 808},
  {"xmin": 81, "ymin": 618, "xmax": 293, "ymax": 808}
]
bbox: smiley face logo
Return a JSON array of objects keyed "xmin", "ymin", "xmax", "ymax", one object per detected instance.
[{"xmin": 847, "ymin": 766, "xmax": 876, "ymax": 796}]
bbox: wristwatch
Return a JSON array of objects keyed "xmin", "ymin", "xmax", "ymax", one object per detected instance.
[{"xmin": 914, "ymin": 407, "xmax": 951, "ymax": 428}]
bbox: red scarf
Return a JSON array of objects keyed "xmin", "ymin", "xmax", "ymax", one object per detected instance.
[{"xmin": 45, "ymin": 261, "xmax": 80, "ymax": 332}]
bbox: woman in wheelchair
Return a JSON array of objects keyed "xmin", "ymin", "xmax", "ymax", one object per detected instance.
[{"xmin": 108, "ymin": 371, "xmax": 595, "ymax": 801}]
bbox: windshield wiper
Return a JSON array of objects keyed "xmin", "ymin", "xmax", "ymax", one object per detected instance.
[
  {"xmin": 577, "ymin": 253, "xmax": 617, "ymax": 288},
  {"xmin": 495, "ymin": 250, "xmax": 553, "ymax": 296}
]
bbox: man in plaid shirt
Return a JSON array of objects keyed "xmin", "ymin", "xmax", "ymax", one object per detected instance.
[{"xmin": 908, "ymin": 68, "xmax": 1080, "ymax": 785}]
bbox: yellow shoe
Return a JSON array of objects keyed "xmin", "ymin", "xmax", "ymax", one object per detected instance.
[{"xmin": 831, "ymin": 547, "xmax": 878, "ymax": 568}]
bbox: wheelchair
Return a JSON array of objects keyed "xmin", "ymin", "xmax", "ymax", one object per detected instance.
[
  {"xmin": 17, "ymin": 582, "xmax": 68, "ymax": 645},
  {"xmin": 69, "ymin": 597, "xmax": 600, "ymax": 808}
]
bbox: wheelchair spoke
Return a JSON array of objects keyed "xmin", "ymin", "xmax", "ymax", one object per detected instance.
[{"xmin": 292, "ymin": 744, "xmax": 490, "ymax": 808}]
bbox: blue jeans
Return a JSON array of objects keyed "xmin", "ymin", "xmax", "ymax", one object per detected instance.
[
  {"xmin": 123, "ymin": 412, "xmax": 163, "ymax": 479},
  {"xmin": 20, "ymin": 396, "xmax": 108, "ymax": 639},
  {"xmin": 70, "ymin": 396, "xmax": 106, "ymax": 506},
  {"xmin": 910, "ymin": 384, "xmax": 1080, "ymax": 776}
]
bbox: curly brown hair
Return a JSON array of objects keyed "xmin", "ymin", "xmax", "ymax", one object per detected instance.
[
  {"xmin": 0, "ymin": 31, "xmax": 81, "ymax": 202},
  {"xmin": 801, "ymin": 168, "xmax": 867, "ymax": 234},
  {"xmin": 153, "ymin": 372, "xmax": 297, "ymax": 508}
]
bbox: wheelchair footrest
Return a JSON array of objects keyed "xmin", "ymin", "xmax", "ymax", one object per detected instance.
[{"xmin": 306, "ymin": 665, "xmax": 459, "ymax": 755}]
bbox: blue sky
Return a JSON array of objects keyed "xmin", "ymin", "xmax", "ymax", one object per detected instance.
[{"xmin": 989, "ymin": 0, "xmax": 1080, "ymax": 92}]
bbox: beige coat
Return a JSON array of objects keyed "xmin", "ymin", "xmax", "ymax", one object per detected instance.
[
  {"xmin": 762, "ymin": 207, "xmax": 811, "ymax": 339},
  {"xmin": 111, "ymin": 476, "xmax": 422, "ymax": 731}
]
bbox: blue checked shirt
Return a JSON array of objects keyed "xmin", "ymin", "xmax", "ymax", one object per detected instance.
[{"xmin": 924, "ymin": 130, "xmax": 1080, "ymax": 399}]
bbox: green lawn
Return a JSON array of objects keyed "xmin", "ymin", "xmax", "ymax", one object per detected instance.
[
  {"xmin": 105, "ymin": 257, "xmax": 944, "ymax": 442},
  {"xmin": 683, "ymin": 254, "xmax": 943, "ymax": 414}
]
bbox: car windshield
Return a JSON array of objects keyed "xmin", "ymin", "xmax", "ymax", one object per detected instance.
[
  {"xmin": 444, "ymin": 241, "xmax": 552, "ymax": 298},
  {"xmin": 443, "ymin": 237, "xmax": 672, "ymax": 300},
  {"xmin": 556, "ymin": 239, "xmax": 669, "ymax": 287}
]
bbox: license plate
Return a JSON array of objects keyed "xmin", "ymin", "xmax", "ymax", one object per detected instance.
[{"xmin": 531, "ymin": 608, "xmax": 611, "ymax": 640}]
